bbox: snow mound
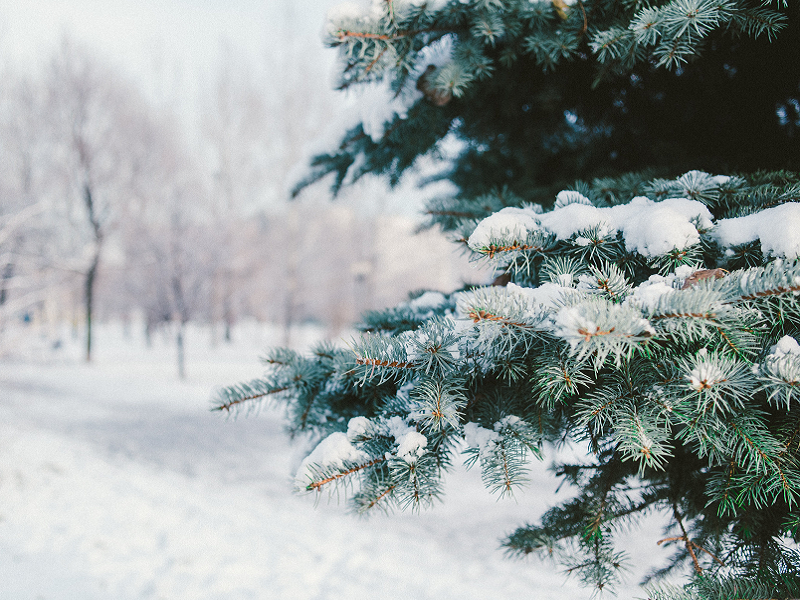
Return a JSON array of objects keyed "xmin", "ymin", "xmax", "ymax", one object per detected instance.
[
  {"xmin": 468, "ymin": 195, "xmax": 713, "ymax": 258},
  {"xmin": 294, "ymin": 432, "xmax": 369, "ymax": 488},
  {"xmin": 468, "ymin": 207, "xmax": 541, "ymax": 249},
  {"xmin": 713, "ymin": 203, "xmax": 800, "ymax": 258},
  {"xmin": 769, "ymin": 335, "xmax": 800, "ymax": 359}
]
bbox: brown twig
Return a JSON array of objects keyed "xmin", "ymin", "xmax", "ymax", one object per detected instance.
[
  {"xmin": 651, "ymin": 312, "xmax": 717, "ymax": 320},
  {"xmin": 740, "ymin": 284, "xmax": 800, "ymax": 301},
  {"xmin": 365, "ymin": 47, "xmax": 388, "ymax": 73},
  {"xmin": 468, "ymin": 309, "xmax": 532, "ymax": 329},
  {"xmin": 214, "ymin": 386, "xmax": 291, "ymax": 412},
  {"xmin": 660, "ymin": 505, "xmax": 725, "ymax": 573},
  {"xmin": 577, "ymin": 0, "xmax": 588, "ymax": 36},
  {"xmin": 307, "ymin": 456, "xmax": 387, "ymax": 492},
  {"xmin": 355, "ymin": 356, "xmax": 416, "ymax": 369},
  {"xmin": 366, "ymin": 484, "xmax": 397, "ymax": 510},
  {"xmin": 483, "ymin": 242, "xmax": 546, "ymax": 258},
  {"xmin": 578, "ymin": 326, "xmax": 616, "ymax": 341}
]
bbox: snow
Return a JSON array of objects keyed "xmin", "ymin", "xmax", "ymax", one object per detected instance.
[
  {"xmin": 356, "ymin": 82, "xmax": 420, "ymax": 143},
  {"xmin": 540, "ymin": 203, "xmax": 610, "ymax": 241},
  {"xmin": 347, "ymin": 415, "xmax": 373, "ymax": 440},
  {"xmin": 294, "ymin": 432, "xmax": 370, "ymax": 488},
  {"xmin": 713, "ymin": 202, "xmax": 800, "ymax": 258},
  {"xmin": 625, "ymin": 274, "xmax": 678, "ymax": 312},
  {"xmin": 617, "ymin": 200, "xmax": 703, "ymax": 256},
  {"xmin": 495, "ymin": 415, "xmax": 522, "ymax": 429},
  {"xmin": 688, "ymin": 361, "xmax": 727, "ymax": 392},
  {"xmin": 463, "ymin": 417, "xmax": 524, "ymax": 451},
  {"xmin": 467, "ymin": 206, "xmax": 541, "ymax": 249},
  {"xmin": 770, "ymin": 335, "xmax": 800, "ymax": 358},
  {"xmin": 472, "ymin": 184, "xmax": 800, "ymax": 261},
  {"xmin": 0, "ymin": 321, "xmax": 675, "ymax": 598},
  {"xmin": 552, "ymin": 306, "xmax": 598, "ymax": 348},
  {"xmin": 763, "ymin": 336, "xmax": 800, "ymax": 402},
  {"xmin": 468, "ymin": 194, "xmax": 713, "ymax": 258},
  {"xmin": 383, "ymin": 415, "xmax": 427, "ymax": 460},
  {"xmin": 507, "ymin": 281, "xmax": 574, "ymax": 311},
  {"xmin": 463, "ymin": 422, "xmax": 499, "ymax": 451},
  {"xmin": 408, "ymin": 290, "xmax": 447, "ymax": 313},
  {"xmin": 320, "ymin": 2, "xmax": 456, "ymax": 145},
  {"xmin": 395, "ymin": 431, "xmax": 428, "ymax": 461}
]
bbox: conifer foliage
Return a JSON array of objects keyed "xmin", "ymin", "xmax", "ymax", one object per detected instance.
[
  {"xmin": 215, "ymin": 1, "xmax": 800, "ymax": 596},
  {"xmin": 295, "ymin": 0, "xmax": 799, "ymax": 203}
]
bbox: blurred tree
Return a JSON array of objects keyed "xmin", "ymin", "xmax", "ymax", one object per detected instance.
[{"xmin": 47, "ymin": 39, "xmax": 160, "ymax": 361}]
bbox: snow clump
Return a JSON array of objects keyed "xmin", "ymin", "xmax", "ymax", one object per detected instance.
[
  {"xmin": 347, "ymin": 416, "xmax": 373, "ymax": 441},
  {"xmin": 713, "ymin": 203, "xmax": 800, "ymax": 258},
  {"xmin": 463, "ymin": 422, "xmax": 500, "ymax": 451},
  {"xmin": 539, "ymin": 203, "xmax": 612, "ymax": 240},
  {"xmin": 295, "ymin": 432, "xmax": 370, "ymax": 488},
  {"xmin": 625, "ymin": 275, "xmax": 676, "ymax": 313},
  {"xmin": 763, "ymin": 336, "xmax": 800, "ymax": 406},
  {"xmin": 688, "ymin": 361, "xmax": 727, "ymax": 392},
  {"xmin": 467, "ymin": 207, "xmax": 541, "ymax": 250},
  {"xmin": 468, "ymin": 194, "xmax": 713, "ymax": 258},
  {"xmin": 395, "ymin": 432, "xmax": 428, "ymax": 461},
  {"xmin": 385, "ymin": 416, "xmax": 427, "ymax": 461},
  {"xmin": 624, "ymin": 266, "xmax": 696, "ymax": 313},
  {"xmin": 324, "ymin": 2, "xmax": 455, "ymax": 142},
  {"xmin": 463, "ymin": 416, "xmax": 523, "ymax": 455},
  {"xmin": 615, "ymin": 198, "xmax": 707, "ymax": 257},
  {"xmin": 769, "ymin": 335, "xmax": 800, "ymax": 359}
]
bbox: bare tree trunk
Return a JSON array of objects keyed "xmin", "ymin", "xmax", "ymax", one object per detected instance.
[
  {"xmin": 82, "ymin": 182, "xmax": 103, "ymax": 363},
  {"xmin": 224, "ymin": 299, "xmax": 233, "ymax": 343},
  {"xmin": 171, "ymin": 267, "xmax": 188, "ymax": 379},
  {"xmin": 175, "ymin": 319, "xmax": 186, "ymax": 380},
  {"xmin": 85, "ymin": 251, "xmax": 100, "ymax": 362}
]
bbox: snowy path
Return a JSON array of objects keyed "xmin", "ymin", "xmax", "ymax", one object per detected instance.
[{"xmin": 0, "ymin": 325, "xmax": 660, "ymax": 599}]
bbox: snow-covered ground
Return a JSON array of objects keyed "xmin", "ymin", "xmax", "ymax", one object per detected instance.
[{"xmin": 0, "ymin": 322, "xmax": 669, "ymax": 599}]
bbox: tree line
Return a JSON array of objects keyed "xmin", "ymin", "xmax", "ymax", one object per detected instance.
[{"xmin": 0, "ymin": 38, "xmax": 475, "ymax": 374}]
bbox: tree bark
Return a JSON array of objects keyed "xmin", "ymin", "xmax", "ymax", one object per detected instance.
[
  {"xmin": 82, "ymin": 182, "xmax": 103, "ymax": 363},
  {"xmin": 85, "ymin": 251, "xmax": 100, "ymax": 362}
]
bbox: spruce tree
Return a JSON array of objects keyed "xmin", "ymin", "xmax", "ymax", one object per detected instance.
[{"xmin": 215, "ymin": 1, "xmax": 800, "ymax": 596}]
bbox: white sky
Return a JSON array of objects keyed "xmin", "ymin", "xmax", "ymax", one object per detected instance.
[{"xmin": 0, "ymin": 0, "xmax": 340, "ymax": 98}]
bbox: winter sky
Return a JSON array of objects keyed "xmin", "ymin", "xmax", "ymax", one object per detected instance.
[{"xmin": 0, "ymin": 0, "xmax": 341, "ymax": 98}]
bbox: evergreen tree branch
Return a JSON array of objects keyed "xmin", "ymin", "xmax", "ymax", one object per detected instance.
[{"xmin": 305, "ymin": 456, "xmax": 388, "ymax": 493}]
